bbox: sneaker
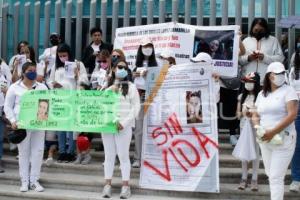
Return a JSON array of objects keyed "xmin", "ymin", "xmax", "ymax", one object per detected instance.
[
  {"xmin": 250, "ymin": 180, "xmax": 258, "ymax": 191},
  {"xmin": 132, "ymin": 160, "xmax": 140, "ymax": 168},
  {"xmin": 9, "ymin": 143, "xmax": 17, "ymax": 151},
  {"xmin": 81, "ymin": 153, "xmax": 91, "ymax": 165},
  {"xmin": 65, "ymin": 154, "xmax": 76, "ymax": 163},
  {"xmin": 102, "ymin": 184, "xmax": 112, "ymax": 198},
  {"xmin": 73, "ymin": 154, "xmax": 83, "ymax": 164},
  {"xmin": 0, "ymin": 160, "xmax": 4, "ymax": 173},
  {"xmin": 290, "ymin": 181, "xmax": 300, "ymax": 193},
  {"xmin": 30, "ymin": 181, "xmax": 44, "ymax": 192},
  {"xmin": 20, "ymin": 181, "xmax": 29, "ymax": 192},
  {"xmin": 45, "ymin": 157, "xmax": 54, "ymax": 167},
  {"xmin": 230, "ymin": 135, "xmax": 238, "ymax": 146},
  {"xmin": 237, "ymin": 179, "xmax": 247, "ymax": 190},
  {"xmin": 57, "ymin": 153, "xmax": 67, "ymax": 163},
  {"xmin": 120, "ymin": 186, "xmax": 131, "ymax": 199}
]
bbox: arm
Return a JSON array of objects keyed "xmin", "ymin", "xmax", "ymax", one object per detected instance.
[
  {"xmin": 4, "ymin": 86, "xmax": 17, "ymax": 124},
  {"xmin": 261, "ymin": 38, "xmax": 285, "ymax": 65},
  {"xmin": 263, "ymin": 100, "xmax": 298, "ymax": 141},
  {"xmin": 239, "ymin": 37, "xmax": 246, "ymax": 56},
  {"xmin": 119, "ymin": 84, "xmax": 141, "ymax": 128},
  {"xmin": 236, "ymin": 100, "xmax": 242, "ymax": 119},
  {"xmin": 76, "ymin": 62, "xmax": 89, "ymax": 85}
]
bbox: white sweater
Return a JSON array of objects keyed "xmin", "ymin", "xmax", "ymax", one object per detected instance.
[
  {"xmin": 288, "ymin": 53, "xmax": 300, "ymax": 92},
  {"xmin": 0, "ymin": 61, "xmax": 12, "ymax": 107},
  {"xmin": 48, "ymin": 60, "xmax": 89, "ymax": 89},
  {"xmin": 107, "ymin": 82, "xmax": 140, "ymax": 129},
  {"xmin": 4, "ymin": 80, "xmax": 48, "ymax": 124},
  {"xmin": 239, "ymin": 36, "xmax": 284, "ymax": 85}
]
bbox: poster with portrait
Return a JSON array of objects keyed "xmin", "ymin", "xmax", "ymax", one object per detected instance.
[
  {"xmin": 18, "ymin": 90, "xmax": 120, "ymax": 133},
  {"xmin": 139, "ymin": 63, "xmax": 219, "ymax": 192},
  {"xmin": 114, "ymin": 22, "xmax": 239, "ymax": 77}
]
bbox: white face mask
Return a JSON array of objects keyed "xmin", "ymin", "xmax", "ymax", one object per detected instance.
[
  {"xmin": 142, "ymin": 47, "xmax": 153, "ymax": 57},
  {"xmin": 272, "ymin": 74, "xmax": 286, "ymax": 86},
  {"xmin": 244, "ymin": 82, "xmax": 255, "ymax": 91}
]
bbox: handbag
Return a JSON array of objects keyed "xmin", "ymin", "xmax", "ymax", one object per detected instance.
[{"xmin": 7, "ymin": 128, "xmax": 27, "ymax": 144}]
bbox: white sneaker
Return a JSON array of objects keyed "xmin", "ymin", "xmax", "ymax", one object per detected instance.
[
  {"xmin": 81, "ymin": 153, "xmax": 91, "ymax": 165},
  {"xmin": 73, "ymin": 154, "xmax": 83, "ymax": 164},
  {"xmin": 45, "ymin": 157, "xmax": 54, "ymax": 166},
  {"xmin": 120, "ymin": 186, "xmax": 131, "ymax": 199},
  {"xmin": 20, "ymin": 182, "xmax": 29, "ymax": 192},
  {"xmin": 230, "ymin": 135, "xmax": 238, "ymax": 146},
  {"xmin": 30, "ymin": 181, "xmax": 44, "ymax": 192},
  {"xmin": 102, "ymin": 184, "xmax": 112, "ymax": 198},
  {"xmin": 9, "ymin": 143, "xmax": 17, "ymax": 151},
  {"xmin": 290, "ymin": 181, "xmax": 300, "ymax": 193},
  {"xmin": 132, "ymin": 160, "xmax": 140, "ymax": 168}
]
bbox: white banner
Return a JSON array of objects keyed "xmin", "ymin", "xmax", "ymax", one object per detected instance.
[
  {"xmin": 114, "ymin": 22, "xmax": 240, "ymax": 77},
  {"xmin": 140, "ymin": 63, "xmax": 219, "ymax": 192}
]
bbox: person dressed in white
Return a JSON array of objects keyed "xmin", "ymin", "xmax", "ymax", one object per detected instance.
[
  {"xmin": 252, "ymin": 62, "xmax": 298, "ymax": 200},
  {"xmin": 4, "ymin": 62, "xmax": 48, "ymax": 192},
  {"xmin": 239, "ymin": 18, "xmax": 284, "ymax": 85},
  {"xmin": 234, "ymin": 72, "xmax": 261, "ymax": 191},
  {"xmin": 0, "ymin": 59, "xmax": 12, "ymax": 173},
  {"xmin": 49, "ymin": 43, "xmax": 89, "ymax": 163},
  {"xmin": 101, "ymin": 60, "xmax": 140, "ymax": 199},
  {"xmin": 8, "ymin": 41, "xmax": 29, "ymax": 72}
]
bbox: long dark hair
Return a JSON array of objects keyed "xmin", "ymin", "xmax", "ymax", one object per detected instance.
[
  {"xmin": 28, "ymin": 46, "xmax": 36, "ymax": 64},
  {"xmin": 249, "ymin": 18, "xmax": 270, "ymax": 38},
  {"xmin": 262, "ymin": 72, "xmax": 272, "ymax": 97},
  {"xmin": 55, "ymin": 43, "xmax": 74, "ymax": 69},
  {"xmin": 135, "ymin": 44, "xmax": 157, "ymax": 69},
  {"xmin": 107, "ymin": 60, "xmax": 131, "ymax": 97},
  {"xmin": 240, "ymin": 73, "xmax": 261, "ymax": 110}
]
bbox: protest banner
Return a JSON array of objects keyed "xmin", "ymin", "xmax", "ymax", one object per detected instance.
[
  {"xmin": 18, "ymin": 90, "xmax": 120, "ymax": 133},
  {"xmin": 114, "ymin": 22, "xmax": 239, "ymax": 77},
  {"xmin": 140, "ymin": 63, "xmax": 219, "ymax": 192}
]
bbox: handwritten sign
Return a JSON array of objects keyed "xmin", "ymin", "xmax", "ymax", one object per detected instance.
[
  {"xmin": 18, "ymin": 90, "xmax": 120, "ymax": 133},
  {"xmin": 140, "ymin": 63, "xmax": 219, "ymax": 192}
]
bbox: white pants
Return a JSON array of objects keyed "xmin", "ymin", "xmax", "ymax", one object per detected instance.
[
  {"xmin": 102, "ymin": 126, "xmax": 132, "ymax": 181},
  {"xmin": 259, "ymin": 131, "xmax": 296, "ymax": 200},
  {"xmin": 17, "ymin": 130, "xmax": 45, "ymax": 183}
]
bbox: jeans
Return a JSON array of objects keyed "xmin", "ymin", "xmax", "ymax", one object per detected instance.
[
  {"xmin": 57, "ymin": 131, "xmax": 75, "ymax": 154},
  {"xmin": 0, "ymin": 119, "xmax": 3, "ymax": 159},
  {"xmin": 292, "ymin": 107, "xmax": 300, "ymax": 182}
]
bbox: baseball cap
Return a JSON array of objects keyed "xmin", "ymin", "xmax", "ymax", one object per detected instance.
[
  {"xmin": 190, "ymin": 52, "xmax": 213, "ymax": 64},
  {"xmin": 266, "ymin": 62, "xmax": 285, "ymax": 74}
]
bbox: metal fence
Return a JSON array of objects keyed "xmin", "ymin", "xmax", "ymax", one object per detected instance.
[{"xmin": 0, "ymin": 0, "xmax": 298, "ymax": 62}]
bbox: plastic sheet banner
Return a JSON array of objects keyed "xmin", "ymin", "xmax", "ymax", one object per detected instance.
[
  {"xmin": 114, "ymin": 22, "xmax": 240, "ymax": 77},
  {"xmin": 18, "ymin": 90, "xmax": 120, "ymax": 133},
  {"xmin": 140, "ymin": 63, "xmax": 219, "ymax": 192}
]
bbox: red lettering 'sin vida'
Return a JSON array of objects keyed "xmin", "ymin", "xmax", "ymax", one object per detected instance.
[{"xmin": 144, "ymin": 113, "xmax": 219, "ymax": 182}]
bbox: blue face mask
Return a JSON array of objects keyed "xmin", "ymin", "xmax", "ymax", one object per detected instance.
[
  {"xmin": 297, "ymin": 43, "xmax": 300, "ymax": 49},
  {"xmin": 25, "ymin": 71, "xmax": 37, "ymax": 80},
  {"xmin": 111, "ymin": 56, "xmax": 119, "ymax": 66},
  {"xmin": 115, "ymin": 68, "xmax": 128, "ymax": 79}
]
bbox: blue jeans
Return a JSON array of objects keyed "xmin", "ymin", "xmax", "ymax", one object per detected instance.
[
  {"xmin": 0, "ymin": 119, "xmax": 3, "ymax": 159},
  {"xmin": 292, "ymin": 106, "xmax": 300, "ymax": 181},
  {"xmin": 57, "ymin": 132, "xmax": 75, "ymax": 154}
]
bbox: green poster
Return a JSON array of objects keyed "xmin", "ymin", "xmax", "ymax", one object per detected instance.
[{"xmin": 18, "ymin": 90, "xmax": 120, "ymax": 133}]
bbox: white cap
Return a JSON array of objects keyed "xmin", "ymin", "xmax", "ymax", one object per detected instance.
[
  {"xmin": 160, "ymin": 49, "xmax": 173, "ymax": 58},
  {"xmin": 190, "ymin": 52, "xmax": 213, "ymax": 63},
  {"xmin": 140, "ymin": 37, "xmax": 152, "ymax": 46},
  {"xmin": 266, "ymin": 62, "xmax": 285, "ymax": 74}
]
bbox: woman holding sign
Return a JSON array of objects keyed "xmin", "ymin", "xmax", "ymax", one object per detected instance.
[
  {"xmin": 101, "ymin": 60, "xmax": 140, "ymax": 199},
  {"xmin": 4, "ymin": 62, "xmax": 48, "ymax": 192},
  {"xmin": 49, "ymin": 43, "xmax": 89, "ymax": 163}
]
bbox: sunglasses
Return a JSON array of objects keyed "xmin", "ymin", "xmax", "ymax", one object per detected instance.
[
  {"xmin": 117, "ymin": 65, "xmax": 126, "ymax": 69},
  {"xmin": 97, "ymin": 60, "xmax": 107, "ymax": 63}
]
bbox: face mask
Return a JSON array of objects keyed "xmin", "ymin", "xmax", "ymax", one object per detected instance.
[
  {"xmin": 59, "ymin": 56, "xmax": 68, "ymax": 63},
  {"xmin": 297, "ymin": 43, "xmax": 300, "ymax": 49},
  {"xmin": 253, "ymin": 32, "xmax": 265, "ymax": 41},
  {"xmin": 115, "ymin": 68, "xmax": 128, "ymax": 79},
  {"xmin": 245, "ymin": 82, "xmax": 255, "ymax": 91},
  {"xmin": 100, "ymin": 62, "xmax": 109, "ymax": 70},
  {"xmin": 111, "ymin": 56, "xmax": 119, "ymax": 66},
  {"xmin": 272, "ymin": 74, "xmax": 285, "ymax": 86},
  {"xmin": 142, "ymin": 47, "xmax": 153, "ymax": 57},
  {"xmin": 25, "ymin": 71, "xmax": 37, "ymax": 80}
]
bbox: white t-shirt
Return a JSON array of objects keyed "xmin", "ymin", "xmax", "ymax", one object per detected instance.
[
  {"xmin": 91, "ymin": 43, "xmax": 100, "ymax": 53},
  {"xmin": 255, "ymin": 84, "xmax": 298, "ymax": 132}
]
